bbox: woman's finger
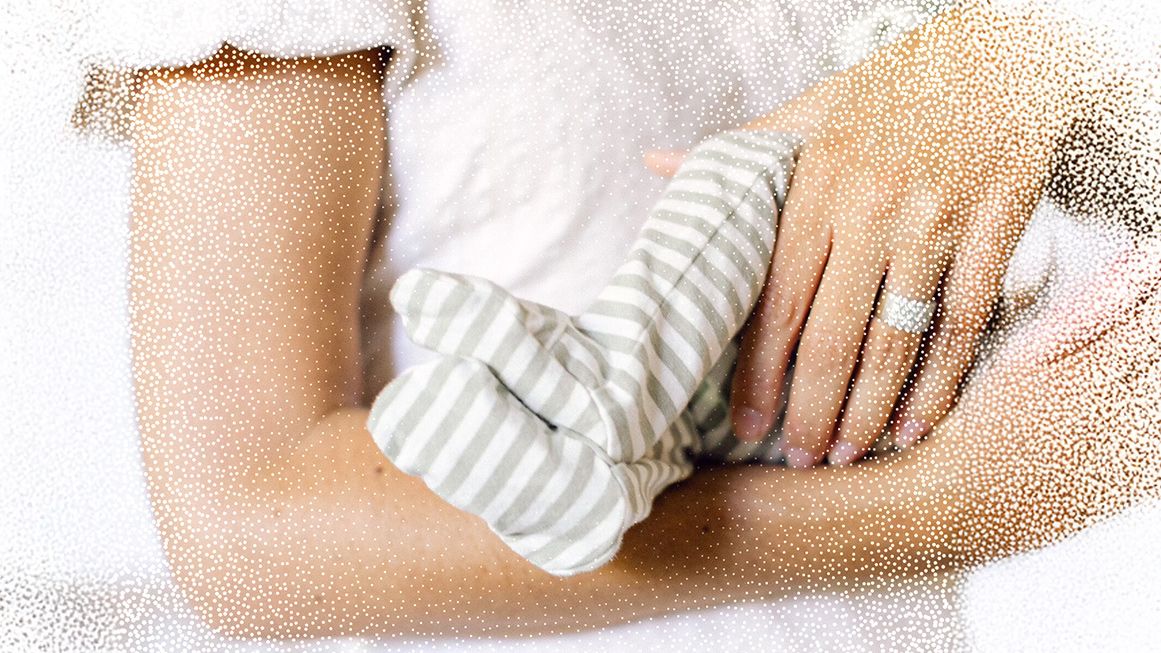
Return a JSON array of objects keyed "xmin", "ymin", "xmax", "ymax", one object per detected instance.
[
  {"xmin": 827, "ymin": 190, "xmax": 950, "ymax": 464},
  {"xmin": 828, "ymin": 249, "xmax": 948, "ymax": 465},
  {"xmin": 779, "ymin": 237, "xmax": 885, "ymax": 468},
  {"xmin": 728, "ymin": 157, "xmax": 833, "ymax": 442},
  {"xmin": 643, "ymin": 150, "xmax": 688, "ymax": 177},
  {"xmin": 891, "ymin": 184, "xmax": 1034, "ymax": 448}
]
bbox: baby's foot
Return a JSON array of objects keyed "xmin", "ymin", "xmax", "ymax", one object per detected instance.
[
  {"xmin": 368, "ymin": 355, "xmax": 698, "ymax": 575},
  {"xmin": 370, "ymin": 129, "xmax": 801, "ymax": 575}
]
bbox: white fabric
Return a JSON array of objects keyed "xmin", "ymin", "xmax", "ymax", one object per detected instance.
[
  {"xmin": 67, "ymin": 0, "xmax": 417, "ymax": 107},
  {"xmin": 356, "ymin": 0, "xmax": 906, "ymax": 394}
]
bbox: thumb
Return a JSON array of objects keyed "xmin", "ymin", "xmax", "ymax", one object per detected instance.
[{"xmin": 643, "ymin": 150, "xmax": 688, "ymax": 177}]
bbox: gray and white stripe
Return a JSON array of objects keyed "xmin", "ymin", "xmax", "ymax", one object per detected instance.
[{"xmin": 368, "ymin": 129, "xmax": 801, "ymax": 576}]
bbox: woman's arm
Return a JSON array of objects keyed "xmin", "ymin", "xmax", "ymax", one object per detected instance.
[
  {"xmin": 127, "ymin": 43, "xmax": 731, "ymax": 640},
  {"xmin": 130, "ymin": 41, "xmax": 1159, "ymax": 643},
  {"xmin": 630, "ymin": 268, "xmax": 1161, "ymax": 600}
]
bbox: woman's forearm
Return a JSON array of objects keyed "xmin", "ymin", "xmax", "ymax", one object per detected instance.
[
  {"xmin": 181, "ymin": 278, "xmax": 1159, "ymax": 641},
  {"xmin": 179, "ymin": 406, "xmax": 742, "ymax": 639},
  {"xmin": 685, "ymin": 282, "xmax": 1161, "ymax": 597}
]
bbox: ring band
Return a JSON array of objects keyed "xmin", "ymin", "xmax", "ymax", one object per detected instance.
[{"xmin": 876, "ymin": 291, "xmax": 936, "ymax": 334}]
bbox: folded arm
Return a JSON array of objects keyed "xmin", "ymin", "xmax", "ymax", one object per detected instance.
[
  {"xmin": 126, "ymin": 43, "xmax": 689, "ymax": 639},
  {"xmin": 128, "ymin": 43, "xmax": 1158, "ymax": 642}
]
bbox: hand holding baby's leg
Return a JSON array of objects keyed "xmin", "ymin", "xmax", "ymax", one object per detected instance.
[
  {"xmin": 392, "ymin": 129, "xmax": 803, "ymax": 463},
  {"xmin": 370, "ymin": 129, "xmax": 802, "ymax": 576}
]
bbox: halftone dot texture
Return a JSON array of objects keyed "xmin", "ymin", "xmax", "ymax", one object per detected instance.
[
  {"xmin": 5, "ymin": 0, "xmax": 1160, "ymax": 649},
  {"xmin": 368, "ymin": 129, "xmax": 798, "ymax": 575}
]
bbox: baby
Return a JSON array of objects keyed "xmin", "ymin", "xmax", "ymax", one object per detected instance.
[{"xmin": 368, "ymin": 129, "xmax": 807, "ymax": 576}]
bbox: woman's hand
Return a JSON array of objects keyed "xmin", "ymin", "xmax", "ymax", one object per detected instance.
[
  {"xmin": 648, "ymin": 5, "xmax": 1082, "ymax": 466},
  {"xmin": 661, "ymin": 235, "xmax": 1161, "ymax": 592}
]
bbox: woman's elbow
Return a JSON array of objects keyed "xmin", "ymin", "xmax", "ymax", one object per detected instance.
[
  {"xmin": 164, "ymin": 528, "xmax": 415, "ymax": 641},
  {"xmin": 160, "ymin": 515, "xmax": 288, "ymax": 640}
]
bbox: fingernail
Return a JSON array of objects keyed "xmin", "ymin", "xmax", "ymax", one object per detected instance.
[
  {"xmin": 735, "ymin": 406, "xmax": 767, "ymax": 441},
  {"xmin": 773, "ymin": 435, "xmax": 788, "ymax": 455},
  {"xmin": 783, "ymin": 447, "xmax": 816, "ymax": 469},
  {"xmin": 826, "ymin": 441, "xmax": 860, "ymax": 466},
  {"xmin": 895, "ymin": 419, "xmax": 930, "ymax": 449}
]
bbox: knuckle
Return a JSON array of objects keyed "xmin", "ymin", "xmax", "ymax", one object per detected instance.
[
  {"xmin": 759, "ymin": 283, "xmax": 809, "ymax": 335},
  {"xmin": 798, "ymin": 325, "xmax": 859, "ymax": 377},
  {"xmin": 894, "ymin": 220, "xmax": 952, "ymax": 262},
  {"xmin": 862, "ymin": 325, "xmax": 920, "ymax": 377},
  {"xmin": 921, "ymin": 220, "xmax": 953, "ymax": 252}
]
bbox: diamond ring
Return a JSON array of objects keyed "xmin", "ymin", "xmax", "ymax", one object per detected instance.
[{"xmin": 876, "ymin": 290, "xmax": 936, "ymax": 334}]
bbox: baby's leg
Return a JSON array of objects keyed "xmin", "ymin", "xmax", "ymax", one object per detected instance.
[
  {"xmin": 369, "ymin": 129, "xmax": 802, "ymax": 575},
  {"xmin": 392, "ymin": 129, "xmax": 802, "ymax": 462},
  {"xmin": 686, "ymin": 340, "xmax": 787, "ymax": 464},
  {"xmin": 370, "ymin": 355, "xmax": 699, "ymax": 575}
]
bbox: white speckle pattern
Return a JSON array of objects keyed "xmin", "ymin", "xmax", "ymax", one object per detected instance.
[{"xmin": 4, "ymin": 0, "xmax": 1161, "ymax": 650}]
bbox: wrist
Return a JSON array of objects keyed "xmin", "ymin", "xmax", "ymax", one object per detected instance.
[{"xmin": 943, "ymin": 3, "xmax": 1089, "ymax": 140}]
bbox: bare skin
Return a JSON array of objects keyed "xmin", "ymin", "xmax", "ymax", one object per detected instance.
[
  {"xmin": 645, "ymin": 4, "xmax": 1103, "ymax": 468},
  {"xmin": 126, "ymin": 22, "xmax": 1160, "ymax": 644}
]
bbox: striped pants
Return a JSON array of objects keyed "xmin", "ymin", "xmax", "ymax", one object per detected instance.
[{"xmin": 368, "ymin": 129, "xmax": 801, "ymax": 576}]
